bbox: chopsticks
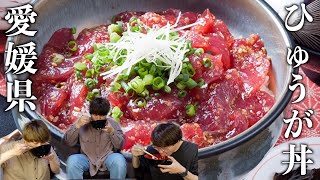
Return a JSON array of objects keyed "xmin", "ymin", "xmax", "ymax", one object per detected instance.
[{"xmin": 142, "ymin": 149, "xmax": 158, "ymax": 160}]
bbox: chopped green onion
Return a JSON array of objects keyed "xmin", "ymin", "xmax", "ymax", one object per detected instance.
[
  {"xmin": 84, "ymin": 53, "xmax": 93, "ymax": 60},
  {"xmin": 143, "ymin": 74, "xmax": 154, "ymax": 86},
  {"xmin": 120, "ymin": 81, "xmax": 134, "ymax": 96},
  {"xmin": 103, "ymin": 57, "xmax": 112, "ymax": 64},
  {"xmin": 163, "ymin": 85, "xmax": 171, "ymax": 93},
  {"xmin": 176, "ymin": 82, "xmax": 186, "ymax": 90},
  {"xmin": 71, "ymin": 27, "xmax": 76, "ymax": 34},
  {"xmin": 154, "ymin": 93, "xmax": 160, "ymax": 97},
  {"xmin": 86, "ymin": 89, "xmax": 100, "ymax": 101},
  {"xmin": 118, "ymin": 74, "xmax": 129, "ymax": 81},
  {"xmin": 186, "ymin": 104, "xmax": 196, "ymax": 117},
  {"xmin": 86, "ymin": 92, "xmax": 94, "ymax": 101},
  {"xmin": 84, "ymin": 78, "xmax": 97, "ymax": 90},
  {"xmin": 85, "ymin": 69, "xmax": 95, "ymax": 78},
  {"xmin": 111, "ymin": 15, "xmax": 119, "ymax": 23},
  {"xmin": 185, "ymin": 78, "xmax": 198, "ymax": 89},
  {"xmin": 93, "ymin": 64, "xmax": 101, "ymax": 73},
  {"xmin": 110, "ymin": 32, "xmax": 121, "ymax": 43},
  {"xmin": 108, "ymin": 24, "xmax": 123, "ymax": 35},
  {"xmin": 97, "ymin": 58, "xmax": 106, "ymax": 66},
  {"xmin": 110, "ymin": 82, "xmax": 121, "ymax": 92},
  {"xmin": 68, "ymin": 41, "xmax": 78, "ymax": 51},
  {"xmin": 194, "ymin": 48, "xmax": 204, "ymax": 55},
  {"xmin": 129, "ymin": 77, "xmax": 145, "ymax": 94},
  {"xmin": 134, "ymin": 97, "xmax": 146, "ymax": 107},
  {"xmin": 149, "ymin": 65, "xmax": 157, "ymax": 76},
  {"xmin": 169, "ymin": 31, "xmax": 179, "ymax": 38},
  {"xmin": 74, "ymin": 62, "xmax": 87, "ymax": 71},
  {"xmin": 138, "ymin": 68, "xmax": 148, "ymax": 78},
  {"xmin": 187, "ymin": 63, "xmax": 196, "ymax": 76},
  {"xmin": 145, "ymin": 96, "xmax": 151, "ymax": 101},
  {"xmin": 129, "ymin": 16, "xmax": 138, "ymax": 26},
  {"xmin": 115, "ymin": 57, "xmax": 125, "ymax": 66},
  {"xmin": 182, "ymin": 74, "xmax": 190, "ymax": 82},
  {"xmin": 175, "ymin": 74, "xmax": 189, "ymax": 82},
  {"xmin": 140, "ymin": 59, "xmax": 151, "ymax": 67},
  {"xmin": 75, "ymin": 70, "xmax": 82, "ymax": 79},
  {"xmin": 203, "ymin": 58, "xmax": 212, "ymax": 68},
  {"xmin": 93, "ymin": 44, "xmax": 99, "ymax": 51},
  {"xmin": 111, "ymin": 106, "xmax": 123, "ymax": 122},
  {"xmin": 182, "ymin": 63, "xmax": 195, "ymax": 76},
  {"xmin": 131, "ymin": 26, "xmax": 142, "ymax": 32},
  {"xmin": 51, "ymin": 53, "xmax": 64, "ymax": 65},
  {"xmin": 98, "ymin": 46, "xmax": 109, "ymax": 56},
  {"xmin": 140, "ymin": 89, "xmax": 149, "ymax": 97},
  {"xmin": 197, "ymin": 78, "xmax": 205, "ymax": 87},
  {"xmin": 178, "ymin": 90, "xmax": 187, "ymax": 98},
  {"xmin": 186, "ymin": 40, "xmax": 192, "ymax": 50},
  {"xmin": 152, "ymin": 77, "xmax": 165, "ymax": 91},
  {"xmin": 92, "ymin": 89, "xmax": 100, "ymax": 95}
]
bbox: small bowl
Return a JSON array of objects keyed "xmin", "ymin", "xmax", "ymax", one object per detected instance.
[{"xmin": 144, "ymin": 154, "xmax": 172, "ymax": 167}]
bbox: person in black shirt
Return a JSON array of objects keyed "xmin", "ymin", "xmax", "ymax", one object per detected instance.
[{"xmin": 131, "ymin": 122, "xmax": 198, "ymax": 180}]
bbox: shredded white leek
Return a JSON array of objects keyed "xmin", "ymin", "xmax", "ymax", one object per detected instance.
[{"xmin": 100, "ymin": 13, "xmax": 200, "ymax": 85}]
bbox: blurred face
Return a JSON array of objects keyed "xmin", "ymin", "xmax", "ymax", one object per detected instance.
[
  {"xmin": 91, "ymin": 114, "xmax": 106, "ymax": 121},
  {"xmin": 153, "ymin": 141, "xmax": 181, "ymax": 157}
]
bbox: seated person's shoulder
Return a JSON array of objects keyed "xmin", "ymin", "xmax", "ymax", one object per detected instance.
[
  {"xmin": 0, "ymin": 141, "xmax": 18, "ymax": 152},
  {"xmin": 107, "ymin": 117, "xmax": 120, "ymax": 124},
  {"xmin": 184, "ymin": 141, "xmax": 198, "ymax": 152}
]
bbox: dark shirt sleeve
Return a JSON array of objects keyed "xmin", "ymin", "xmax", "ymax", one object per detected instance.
[
  {"xmin": 189, "ymin": 144, "xmax": 199, "ymax": 176},
  {"xmin": 62, "ymin": 124, "xmax": 80, "ymax": 147},
  {"xmin": 136, "ymin": 145, "xmax": 154, "ymax": 173}
]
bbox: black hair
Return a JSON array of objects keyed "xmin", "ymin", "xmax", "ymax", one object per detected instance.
[
  {"xmin": 89, "ymin": 97, "xmax": 110, "ymax": 116},
  {"xmin": 151, "ymin": 122, "xmax": 182, "ymax": 147}
]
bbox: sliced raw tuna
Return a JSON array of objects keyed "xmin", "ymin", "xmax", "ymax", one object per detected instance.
[
  {"xmin": 191, "ymin": 9, "xmax": 216, "ymax": 34},
  {"xmin": 158, "ymin": 8, "xmax": 181, "ymax": 25},
  {"xmin": 56, "ymin": 103, "xmax": 72, "ymax": 131},
  {"xmin": 177, "ymin": 12, "xmax": 199, "ymax": 27},
  {"xmin": 46, "ymin": 28, "xmax": 75, "ymax": 52},
  {"xmin": 139, "ymin": 12, "xmax": 168, "ymax": 28},
  {"xmin": 107, "ymin": 91, "xmax": 130, "ymax": 109},
  {"xmin": 186, "ymin": 32, "xmax": 231, "ymax": 69},
  {"xmin": 38, "ymin": 84, "xmax": 70, "ymax": 118},
  {"xmin": 126, "ymin": 89, "xmax": 189, "ymax": 121},
  {"xmin": 235, "ymin": 89, "xmax": 275, "ymax": 127},
  {"xmin": 231, "ymin": 34, "xmax": 271, "ymax": 96},
  {"xmin": 112, "ymin": 11, "xmax": 145, "ymax": 23},
  {"xmin": 193, "ymin": 69, "xmax": 247, "ymax": 137},
  {"xmin": 212, "ymin": 20, "xmax": 234, "ymax": 48},
  {"xmin": 34, "ymin": 45, "xmax": 81, "ymax": 82},
  {"xmin": 123, "ymin": 120, "xmax": 157, "ymax": 150},
  {"xmin": 69, "ymin": 78, "xmax": 89, "ymax": 123},
  {"xmin": 74, "ymin": 25, "xmax": 109, "ymax": 56},
  {"xmin": 189, "ymin": 53, "xmax": 224, "ymax": 84},
  {"xmin": 181, "ymin": 123, "xmax": 207, "ymax": 148}
]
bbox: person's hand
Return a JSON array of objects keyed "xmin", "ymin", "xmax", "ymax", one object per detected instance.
[
  {"xmin": 11, "ymin": 142, "xmax": 30, "ymax": 156},
  {"xmin": 158, "ymin": 156, "xmax": 186, "ymax": 174},
  {"xmin": 131, "ymin": 144, "xmax": 145, "ymax": 157},
  {"xmin": 42, "ymin": 148, "xmax": 56, "ymax": 162},
  {"xmin": 6, "ymin": 129, "xmax": 21, "ymax": 141},
  {"xmin": 76, "ymin": 114, "xmax": 90, "ymax": 128},
  {"xmin": 1, "ymin": 129, "xmax": 21, "ymax": 145},
  {"xmin": 102, "ymin": 123, "xmax": 114, "ymax": 134}
]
